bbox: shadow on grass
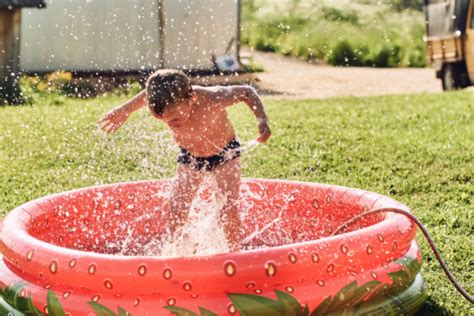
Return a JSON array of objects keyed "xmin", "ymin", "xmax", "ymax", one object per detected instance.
[{"xmin": 416, "ymin": 298, "xmax": 454, "ymax": 316}]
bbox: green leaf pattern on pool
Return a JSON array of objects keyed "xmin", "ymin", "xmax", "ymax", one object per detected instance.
[
  {"xmin": 164, "ymin": 306, "xmax": 218, "ymax": 316},
  {"xmin": 88, "ymin": 302, "xmax": 132, "ymax": 316},
  {"xmin": 46, "ymin": 291, "xmax": 65, "ymax": 316},
  {"xmin": 0, "ymin": 283, "xmax": 132, "ymax": 316},
  {"xmin": 0, "ymin": 256, "xmax": 421, "ymax": 315},
  {"xmin": 166, "ymin": 256, "xmax": 422, "ymax": 316},
  {"xmin": 0, "ymin": 282, "xmax": 45, "ymax": 315}
]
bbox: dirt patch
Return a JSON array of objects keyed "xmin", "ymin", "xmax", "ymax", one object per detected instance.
[{"xmin": 246, "ymin": 49, "xmax": 443, "ymax": 99}]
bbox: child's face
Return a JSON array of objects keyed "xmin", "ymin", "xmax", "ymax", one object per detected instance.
[{"xmin": 150, "ymin": 99, "xmax": 193, "ymax": 128}]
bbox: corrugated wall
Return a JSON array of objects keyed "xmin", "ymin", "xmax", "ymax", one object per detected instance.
[
  {"xmin": 20, "ymin": 0, "xmax": 238, "ymax": 72},
  {"xmin": 162, "ymin": 0, "xmax": 238, "ymax": 69}
]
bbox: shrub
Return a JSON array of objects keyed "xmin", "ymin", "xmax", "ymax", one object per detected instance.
[
  {"xmin": 371, "ymin": 44, "xmax": 404, "ymax": 67},
  {"xmin": 241, "ymin": 0, "xmax": 427, "ymax": 68},
  {"xmin": 373, "ymin": 46, "xmax": 391, "ymax": 67},
  {"xmin": 255, "ymin": 37, "xmax": 278, "ymax": 52},
  {"xmin": 321, "ymin": 6, "xmax": 360, "ymax": 25},
  {"xmin": 61, "ymin": 80, "xmax": 97, "ymax": 98},
  {"xmin": 327, "ymin": 40, "xmax": 361, "ymax": 66}
]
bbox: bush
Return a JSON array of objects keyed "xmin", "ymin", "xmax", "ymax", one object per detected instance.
[
  {"xmin": 241, "ymin": 0, "xmax": 427, "ymax": 68},
  {"xmin": 321, "ymin": 6, "xmax": 360, "ymax": 25},
  {"xmin": 255, "ymin": 38, "xmax": 278, "ymax": 52},
  {"xmin": 61, "ymin": 81, "xmax": 97, "ymax": 98},
  {"xmin": 373, "ymin": 46, "xmax": 391, "ymax": 67},
  {"xmin": 327, "ymin": 40, "xmax": 361, "ymax": 66},
  {"xmin": 19, "ymin": 73, "xmax": 144, "ymax": 105},
  {"xmin": 370, "ymin": 44, "xmax": 403, "ymax": 67}
]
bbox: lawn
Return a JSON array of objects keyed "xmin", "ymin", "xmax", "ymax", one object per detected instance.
[{"xmin": 0, "ymin": 91, "xmax": 473, "ymax": 314}]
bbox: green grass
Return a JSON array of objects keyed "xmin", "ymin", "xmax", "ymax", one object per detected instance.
[
  {"xmin": 1, "ymin": 91, "xmax": 473, "ymax": 314},
  {"xmin": 242, "ymin": 0, "xmax": 427, "ymax": 67}
]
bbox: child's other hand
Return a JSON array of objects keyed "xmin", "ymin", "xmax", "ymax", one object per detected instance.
[
  {"xmin": 257, "ymin": 119, "xmax": 271, "ymax": 143},
  {"xmin": 98, "ymin": 108, "xmax": 130, "ymax": 134}
]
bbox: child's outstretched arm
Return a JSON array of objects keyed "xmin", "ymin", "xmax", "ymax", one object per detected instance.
[
  {"xmin": 209, "ymin": 85, "xmax": 271, "ymax": 143},
  {"xmin": 98, "ymin": 89, "xmax": 148, "ymax": 134}
]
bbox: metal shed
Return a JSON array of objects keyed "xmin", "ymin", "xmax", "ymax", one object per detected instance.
[{"xmin": 20, "ymin": 0, "xmax": 240, "ymax": 74}]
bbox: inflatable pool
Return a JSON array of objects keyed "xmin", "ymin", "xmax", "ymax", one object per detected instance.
[{"xmin": 0, "ymin": 179, "xmax": 427, "ymax": 315}]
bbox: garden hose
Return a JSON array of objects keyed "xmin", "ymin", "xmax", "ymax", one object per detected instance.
[{"xmin": 332, "ymin": 207, "xmax": 474, "ymax": 304}]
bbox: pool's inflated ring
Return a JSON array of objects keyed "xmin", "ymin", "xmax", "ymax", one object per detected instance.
[{"xmin": 0, "ymin": 179, "xmax": 427, "ymax": 315}]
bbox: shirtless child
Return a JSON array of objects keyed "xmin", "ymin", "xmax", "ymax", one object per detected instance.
[{"xmin": 99, "ymin": 69, "xmax": 271, "ymax": 252}]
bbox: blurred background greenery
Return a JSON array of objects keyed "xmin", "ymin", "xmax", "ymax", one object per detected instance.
[{"xmin": 241, "ymin": 0, "xmax": 427, "ymax": 67}]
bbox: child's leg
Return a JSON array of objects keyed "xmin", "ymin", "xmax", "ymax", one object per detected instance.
[
  {"xmin": 167, "ymin": 164, "xmax": 203, "ymax": 239},
  {"xmin": 214, "ymin": 158, "xmax": 241, "ymax": 252}
]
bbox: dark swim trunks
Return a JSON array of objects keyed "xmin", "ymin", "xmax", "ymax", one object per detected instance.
[{"xmin": 177, "ymin": 138, "xmax": 241, "ymax": 171}]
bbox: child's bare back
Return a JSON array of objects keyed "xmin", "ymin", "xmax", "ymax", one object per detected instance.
[{"xmin": 99, "ymin": 69, "xmax": 270, "ymax": 253}]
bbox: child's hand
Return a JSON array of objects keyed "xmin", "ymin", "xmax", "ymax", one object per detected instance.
[
  {"xmin": 257, "ymin": 119, "xmax": 271, "ymax": 143},
  {"xmin": 98, "ymin": 108, "xmax": 130, "ymax": 134}
]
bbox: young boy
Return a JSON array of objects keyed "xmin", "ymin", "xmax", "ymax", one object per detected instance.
[{"xmin": 99, "ymin": 69, "xmax": 270, "ymax": 252}]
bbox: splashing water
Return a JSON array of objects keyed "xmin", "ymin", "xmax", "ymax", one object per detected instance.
[
  {"xmin": 142, "ymin": 174, "xmax": 230, "ymax": 257},
  {"xmin": 96, "ymin": 123, "xmax": 275, "ymax": 257},
  {"xmin": 94, "ymin": 118, "xmax": 178, "ymax": 181}
]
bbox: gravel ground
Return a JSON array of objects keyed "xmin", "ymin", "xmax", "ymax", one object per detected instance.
[{"xmin": 247, "ymin": 49, "xmax": 444, "ymax": 99}]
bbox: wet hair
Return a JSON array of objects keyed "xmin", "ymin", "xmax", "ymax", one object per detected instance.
[{"xmin": 146, "ymin": 69, "xmax": 193, "ymax": 116}]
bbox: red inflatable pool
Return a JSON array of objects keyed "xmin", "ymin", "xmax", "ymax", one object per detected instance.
[{"xmin": 0, "ymin": 179, "xmax": 426, "ymax": 315}]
